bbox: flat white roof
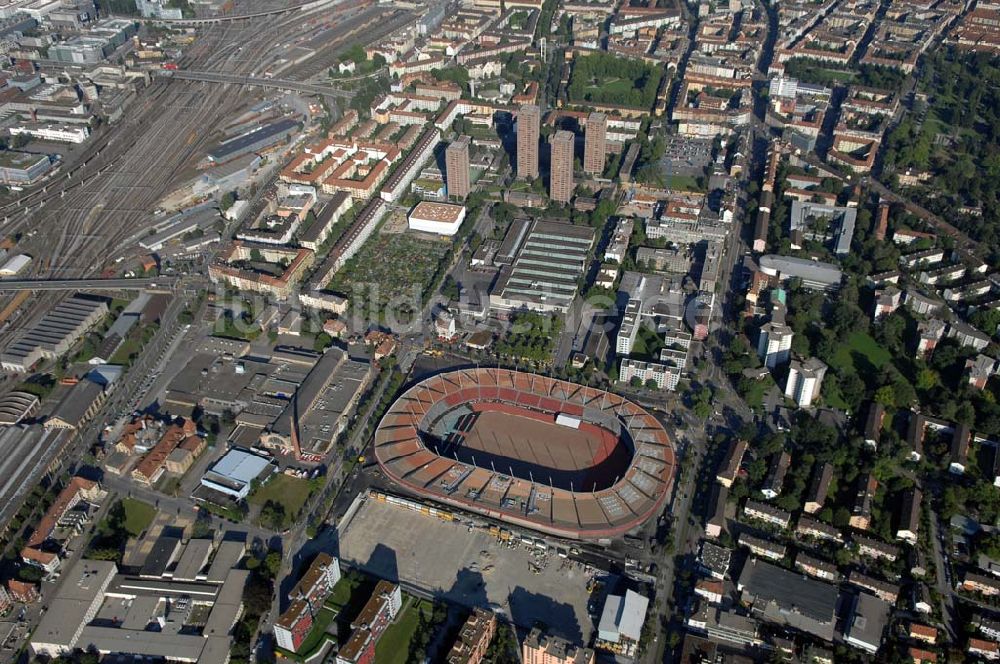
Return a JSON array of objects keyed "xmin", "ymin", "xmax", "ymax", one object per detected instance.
[
  {"xmin": 206, "ymin": 449, "xmax": 270, "ymax": 485},
  {"xmin": 409, "ymin": 201, "xmax": 465, "ymax": 224}
]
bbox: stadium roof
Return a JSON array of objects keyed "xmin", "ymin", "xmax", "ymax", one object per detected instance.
[{"xmin": 373, "ymin": 368, "xmax": 675, "ymax": 540}]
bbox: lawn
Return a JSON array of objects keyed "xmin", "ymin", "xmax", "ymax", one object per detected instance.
[
  {"xmin": 284, "ymin": 606, "xmax": 336, "ymax": 661},
  {"xmin": 665, "ymin": 174, "xmax": 705, "ymax": 192},
  {"xmin": 248, "ymin": 475, "xmax": 315, "ymax": 527},
  {"xmin": 830, "ymin": 331, "xmax": 892, "ymax": 375},
  {"xmin": 583, "ymin": 77, "xmax": 634, "ymax": 98},
  {"xmin": 630, "ymin": 325, "xmax": 665, "ymax": 362},
  {"xmin": 374, "ymin": 598, "xmax": 435, "ymax": 664},
  {"xmin": 567, "ymin": 51, "xmax": 663, "ymax": 109},
  {"xmin": 121, "ymin": 498, "xmax": 156, "ymax": 537}
]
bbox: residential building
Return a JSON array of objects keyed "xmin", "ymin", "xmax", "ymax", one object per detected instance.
[
  {"xmin": 967, "ymin": 354, "xmax": 999, "ymax": 390},
  {"xmin": 896, "ymin": 488, "xmax": 921, "ymax": 545},
  {"xmin": 909, "ymin": 623, "xmax": 938, "ymax": 645},
  {"xmin": 21, "ymin": 476, "xmax": 105, "ymax": 573},
  {"xmin": 716, "ymin": 439, "xmax": 747, "ymax": 488},
  {"xmin": 849, "ymin": 474, "xmax": 877, "ymax": 530},
  {"xmin": 744, "ymin": 500, "xmax": 791, "ymax": 528},
  {"xmin": 951, "ymin": 423, "xmax": 971, "ymax": 474},
  {"xmin": 336, "ymin": 580, "xmax": 402, "ymax": 664},
  {"xmin": 847, "ymin": 571, "xmax": 900, "ymax": 603},
  {"xmin": 695, "ymin": 578, "xmax": 724, "ymax": 604},
  {"xmin": 803, "ymin": 463, "xmax": 833, "ymax": 514},
  {"xmin": 784, "ymin": 357, "xmax": 827, "ymax": 407},
  {"xmin": 706, "ymin": 483, "xmax": 728, "ymax": 539},
  {"xmin": 446, "ymin": 135, "xmax": 471, "ymax": 200},
  {"xmin": 517, "ymin": 104, "xmax": 540, "ymax": 179},
  {"xmin": 447, "ymin": 609, "xmax": 496, "ymax": 664},
  {"xmin": 854, "ymin": 535, "xmax": 899, "ymax": 562},
  {"xmin": 795, "ymin": 553, "xmax": 838, "ymax": 582},
  {"xmin": 549, "ymin": 130, "xmax": 575, "ymax": 204},
  {"xmin": 522, "ymin": 627, "xmax": 595, "ymax": 664},
  {"xmin": 969, "ymin": 639, "xmax": 1000, "ymax": 661},
  {"xmin": 761, "ymin": 451, "xmax": 791, "ymax": 499},
  {"xmin": 698, "ymin": 541, "xmax": 731, "ymax": 580},
  {"xmin": 584, "ymin": 112, "xmax": 607, "ymax": 174},
  {"xmin": 863, "ymin": 402, "xmax": 885, "ymax": 449},
  {"xmin": 961, "ymin": 570, "xmax": 1000, "ymax": 597},
  {"xmin": 757, "ymin": 307, "xmax": 793, "ymax": 369},
  {"xmin": 796, "ymin": 515, "xmax": 843, "ymax": 543},
  {"xmin": 616, "ymin": 299, "xmax": 642, "ymax": 355},
  {"xmin": 872, "ymin": 285, "xmax": 901, "ymax": 321},
  {"xmin": 739, "ymin": 533, "xmax": 786, "ymax": 561}
]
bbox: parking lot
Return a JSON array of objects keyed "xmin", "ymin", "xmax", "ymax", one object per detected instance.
[{"xmin": 337, "ymin": 498, "xmax": 598, "ymax": 643}]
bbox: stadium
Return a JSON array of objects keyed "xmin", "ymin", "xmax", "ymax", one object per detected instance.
[{"xmin": 373, "ymin": 368, "xmax": 676, "ymax": 541}]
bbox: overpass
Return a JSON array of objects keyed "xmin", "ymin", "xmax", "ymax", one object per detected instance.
[
  {"xmin": 160, "ymin": 70, "xmax": 358, "ymax": 99},
  {"xmin": 0, "ymin": 277, "xmax": 177, "ymax": 291},
  {"xmin": 119, "ymin": 0, "xmax": 339, "ymax": 25}
]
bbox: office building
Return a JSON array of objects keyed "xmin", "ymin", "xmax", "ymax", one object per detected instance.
[
  {"xmin": 584, "ymin": 112, "xmax": 607, "ymax": 174},
  {"xmin": 446, "ymin": 135, "xmax": 471, "ymax": 199},
  {"xmin": 517, "ymin": 104, "xmax": 540, "ymax": 179},
  {"xmin": 550, "ymin": 130, "xmax": 575, "ymax": 204}
]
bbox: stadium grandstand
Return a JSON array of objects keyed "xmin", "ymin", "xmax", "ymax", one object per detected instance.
[{"xmin": 373, "ymin": 369, "xmax": 675, "ymax": 540}]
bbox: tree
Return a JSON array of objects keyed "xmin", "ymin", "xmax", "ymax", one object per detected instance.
[
  {"xmin": 242, "ymin": 571, "xmax": 274, "ymax": 616},
  {"xmin": 441, "ymin": 274, "xmax": 461, "ymax": 300},
  {"xmin": 259, "ymin": 500, "xmax": 286, "ymax": 530},
  {"xmin": 874, "ymin": 385, "xmax": 896, "ymax": 406},
  {"xmin": 264, "ymin": 551, "xmax": 282, "ymax": 579},
  {"xmin": 17, "ymin": 565, "xmax": 42, "ymax": 583},
  {"xmin": 220, "ymin": 191, "xmax": 236, "ymax": 211}
]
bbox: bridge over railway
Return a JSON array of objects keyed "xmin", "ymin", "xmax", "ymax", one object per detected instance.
[
  {"xmin": 111, "ymin": 0, "xmax": 339, "ymax": 25},
  {"xmin": 0, "ymin": 277, "xmax": 176, "ymax": 291},
  {"xmin": 159, "ymin": 70, "xmax": 359, "ymax": 99}
]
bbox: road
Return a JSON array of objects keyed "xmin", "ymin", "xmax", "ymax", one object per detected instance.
[
  {"xmin": 0, "ymin": 277, "xmax": 175, "ymax": 291},
  {"xmin": 160, "ymin": 70, "xmax": 355, "ymax": 99}
]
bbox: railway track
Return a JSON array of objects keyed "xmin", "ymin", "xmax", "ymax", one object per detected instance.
[{"xmin": 0, "ymin": 7, "xmax": 342, "ymax": 347}]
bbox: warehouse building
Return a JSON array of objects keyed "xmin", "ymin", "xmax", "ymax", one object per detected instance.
[
  {"xmin": 30, "ymin": 542, "xmax": 249, "ymax": 662},
  {"xmin": 0, "ymin": 151, "xmax": 52, "ymax": 185},
  {"xmin": 200, "ymin": 448, "xmax": 273, "ymax": 500},
  {"xmin": 490, "ymin": 219, "xmax": 595, "ymax": 313},
  {"xmin": 1, "ymin": 294, "xmax": 108, "ymax": 372},
  {"xmin": 208, "ymin": 118, "xmax": 299, "ymax": 164},
  {"xmin": 259, "ymin": 347, "xmax": 371, "ymax": 458},
  {"xmin": 0, "ymin": 253, "xmax": 31, "ymax": 276}
]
